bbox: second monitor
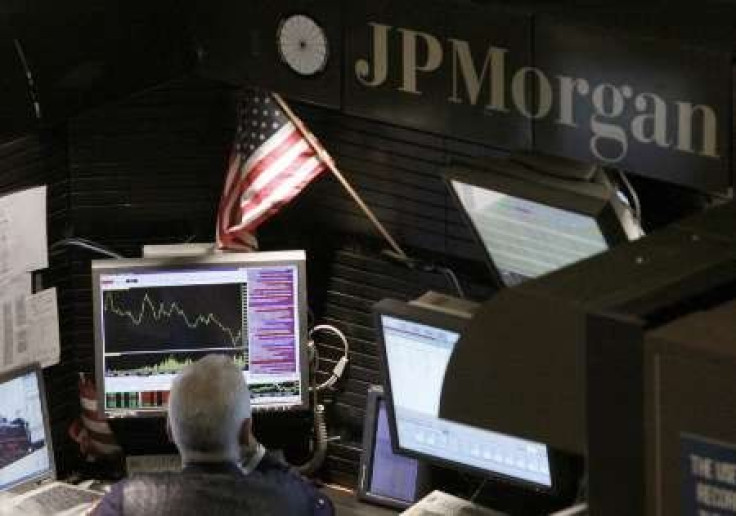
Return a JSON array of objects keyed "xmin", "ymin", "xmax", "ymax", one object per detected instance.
[
  {"xmin": 374, "ymin": 298, "xmax": 558, "ymax": 493},
  {"xmin": 91, "ymin": 250, "xmax": 309, "ymax": 418}
]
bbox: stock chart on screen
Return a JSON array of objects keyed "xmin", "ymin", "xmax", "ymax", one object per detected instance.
[{"xmin": 94, "ymin": 255, "xmax": 307, "ymax": 417}]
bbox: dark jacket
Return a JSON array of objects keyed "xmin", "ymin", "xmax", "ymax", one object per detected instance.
[{"xmin": 94, "ymin": 455, "xmax": 334, "ymax": 516}]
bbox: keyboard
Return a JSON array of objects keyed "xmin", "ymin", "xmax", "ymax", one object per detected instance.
[{"xmin": 18, "ymin": 484, "xmax": 101, "ymax": 514}]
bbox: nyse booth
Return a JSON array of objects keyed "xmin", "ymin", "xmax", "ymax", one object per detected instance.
[{"xmin": 2, "ymin": 1, "xmax": 736, "ymax": 515}]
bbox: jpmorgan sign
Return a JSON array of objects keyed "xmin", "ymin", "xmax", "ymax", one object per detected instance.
[{"xmin": 344, "ymin": 4, "xmax": 731, "ymax": 192}]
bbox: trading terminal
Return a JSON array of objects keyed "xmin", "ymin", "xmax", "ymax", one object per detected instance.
[{"xmin": 2, "ymin": 2, "xmax": 736, "ymax": 515}]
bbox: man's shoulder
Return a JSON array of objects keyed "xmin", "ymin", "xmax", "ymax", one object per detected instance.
[
  {"xmin": 253, "ymin": 455, "xmax": 334, "ymax": 515},
  {"xmin": 95, "ymin": 464, "xmax": 333, "ymax": 516},
  {"xmin": 96, "ymin": 471, "xmax": 293, "ymax": 516}
]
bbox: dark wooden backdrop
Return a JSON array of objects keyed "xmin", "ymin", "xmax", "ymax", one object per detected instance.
[{"xmin": 0, "ymin": 74, "xmax": 709, "ymax": 488}]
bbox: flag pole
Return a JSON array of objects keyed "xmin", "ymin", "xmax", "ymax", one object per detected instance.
[{"xmin": 272, "ymin": 93, "xmax": 408, "ymax": 260}]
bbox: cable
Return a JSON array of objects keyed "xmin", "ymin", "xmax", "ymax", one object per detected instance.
[
  {"xmin": 438, "ymin": 266, "xmax": 465, "ymax": 299},
  {"xmin": 469, "ymin": 478, "xmax": 488, "ymax": 503},
  {"xmin": 381, "ymin": 250, "xmax": 466, "ymax": 299},
  {"xmin": 617, "ymin": 169, "xmax": 642, "ymax": 225},
  {"xmin": 308, "ymin": 324, "xmax": 349, "ymax": 392},
  {"xmin": 295, "ymin": 404, "xmax": 327, "ymax": 475},
  {"xmin": 294, "ymin": 325, "xmax": 341, "ymax": 475},
  {"xmin": 13, "ymin": 38, "xmax": 41, "ymax": 120},
  {"xmin": 49, "ymin": 238, "xmax": 124, "ymax": 259}
]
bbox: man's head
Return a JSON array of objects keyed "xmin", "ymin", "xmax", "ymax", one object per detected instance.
[{"xmin": 167, "ymin": 354, "xmax": 251, "ymax": 463}]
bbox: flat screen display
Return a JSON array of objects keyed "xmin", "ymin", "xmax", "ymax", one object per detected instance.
[
  {"xmin": 368, "ymin": 399, "xmax": 420, "ymax": 502},
  {"xmin": 381, "ymin": 314, "xmax": 552, "ymax": 488},
  {"xmin": 0, "ymin": 369, "xmax": 51, "ymax": 491},
  {"xmin": 93, "ymin": 251, "xmax": 309, "ymax": 417},
  {"xmin": 451, "ymin": 180, "xmax": 609, "ymax": 287}
]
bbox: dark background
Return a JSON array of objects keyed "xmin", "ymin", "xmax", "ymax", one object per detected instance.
[{"xmin": 0, "ymin": 0, "xmax": 724, "ymax": 503}]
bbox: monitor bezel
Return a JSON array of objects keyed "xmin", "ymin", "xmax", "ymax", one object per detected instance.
[
  {"xmin": 357, "ymin": 384, "xmax": 430, "ymax": 509},
  {"xmin": 91, "ymin": 250, "xmax": 310, "ymax": 418},
  {"xmin": 445, "ymin": 165, "xmax": 630, "ymax": 289},
  {"xmin": 374, "ymin": 298, "xmax": 563, "ymax": 494},
  {"xmin": 0, "ymin": 363, "xmax": 56, "ymax": 491}
]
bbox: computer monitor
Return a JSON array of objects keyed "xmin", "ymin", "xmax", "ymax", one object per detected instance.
[
  {"xmin": 446, "ymin": 158, "xmax": 641, "ymax": 287},
  {"xmin": 92, "ymin": 250, "xmax": 309, "ymax": 418},
  {"xmin": 0, "ymin": 365, "xmax": 54, "ymax": 492},
  {"xmin": 357, "ymin": 385, "xmax": 429, "ymax": 509},
  {"xmin": 374, "ymin": 298, "xmax": 556, "ymax": 492}
]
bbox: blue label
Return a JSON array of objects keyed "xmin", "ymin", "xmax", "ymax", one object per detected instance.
[{"xmin": 682, "ymin": 434, "xmax": 736, "ymax": 515}]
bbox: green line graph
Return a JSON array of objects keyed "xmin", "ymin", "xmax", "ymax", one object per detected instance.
[{"xmin": 104, "ymin": 289, "xmax": 244, "ymax": 348}]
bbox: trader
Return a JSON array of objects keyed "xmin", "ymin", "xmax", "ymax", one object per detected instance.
[{"xmin": 95, "ymin": 354, "xmax": 333, "ymax": 515}]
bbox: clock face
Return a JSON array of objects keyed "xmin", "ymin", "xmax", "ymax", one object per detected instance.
[{"xmin": 277, "ymin": 14, "xmax": 329, "ymax": 76}]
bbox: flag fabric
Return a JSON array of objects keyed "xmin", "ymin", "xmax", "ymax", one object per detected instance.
[
  {"xmin": 68, "ymin": 373, "xmax": 122, "ymax": 461},
  {"xmin": 216, "ymin": 89, "xmax": 329, "ymax": 250}
]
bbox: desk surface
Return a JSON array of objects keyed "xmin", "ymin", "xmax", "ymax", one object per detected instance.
[{"xmin": 323, "ymin": 485, "xmax": 400, "ymax": 516}]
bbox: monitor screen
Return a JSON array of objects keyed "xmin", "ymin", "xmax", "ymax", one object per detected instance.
[
  {"xmin": 0, "ymin": 367, "xmax": 52, "ymax": 491},
  {"xmin": 446, "ymin": 160, "xmax": 641, "ymax": 288},
  {"xmin": 358, "ymin": 386, "xmax": 426, "ymax": 509},
  {"xmin": 370, "ymin": 399, "xmax": 420, "ymax": 501},
  {"xmin": 451, "ymin": 181, "xmax": 609, "ymax": 287},
  {"xmin": 376, "ymin": 300, "xmax": 553, "ymax": 489},
  {"xmin": 92, "ymin": 251, "xmax": 309, "ymax": 418}
]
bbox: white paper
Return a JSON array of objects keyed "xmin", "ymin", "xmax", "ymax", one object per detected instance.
[
  {"xmin": 0, "ymin": 274, "xmax": 33, "ymax": 371},
  {"xmin": 401, "ymin": 490, "xmax": 506, "ymax": 516},
  {"xmin": 0, "ymin": 186, "xmax": 48, "ymax": 281},
  {"xmin": 0, "ymin": 286, "xmax": 60, "ymax": 373},
  {"xmin": 25, "ymin": 288, "xmax": 61, "ymax": 368}
]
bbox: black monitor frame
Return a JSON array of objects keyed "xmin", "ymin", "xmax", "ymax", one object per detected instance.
[
  {"xmin": 445, "ymin": 162, "xmax": 633, "ymax": 289},
  {"xmin": 374, "ymin": 298, "xmax": 567, "ymax": 496},
  {"xmin": 357, "ymin": 384, "xmax": 430, "ymax": 509},
  {"xmin": 91, "ymin": 250, "xmax": 310, "ymax": 418}
]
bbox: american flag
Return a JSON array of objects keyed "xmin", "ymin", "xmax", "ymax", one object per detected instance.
[{"xmin": 216, "ymin": 89, "xmax": 328, "ymax": 250}]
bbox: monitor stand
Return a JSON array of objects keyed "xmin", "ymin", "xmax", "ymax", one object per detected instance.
[{"xmin": 409, "ymin": 291, "xmax": 479, "ymax": 319}]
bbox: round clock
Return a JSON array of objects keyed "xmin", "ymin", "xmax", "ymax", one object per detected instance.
[{"xmin": 277, "ymin": 14, "xmax": 329, "ymax": 76}]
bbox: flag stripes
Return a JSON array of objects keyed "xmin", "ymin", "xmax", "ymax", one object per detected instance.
[{"xmin": 216, "ymin": 90, "xmax": 328, "ymax": 250}]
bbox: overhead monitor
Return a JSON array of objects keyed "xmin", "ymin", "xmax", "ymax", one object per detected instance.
[
  {"xmin": 446, "ymin": 160, "xmax": 641, "ymax": 287},
  {"xmin": 92, "ymin": 250, "xmax": 309, "ymax": 418},
  {"xmin": 374, "ymin": 299, "xmax": 557, "ymax": 492}
]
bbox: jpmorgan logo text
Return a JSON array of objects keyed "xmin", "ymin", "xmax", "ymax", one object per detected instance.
[{"xmin": 354, "ymin": 23, "xmax": 720, "ymax": 163}]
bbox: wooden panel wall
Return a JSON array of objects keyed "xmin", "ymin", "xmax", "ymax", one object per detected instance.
[
  {"xmin": 1, "ymin": 74, "xmax": 708, "ymax": 487},
  {"xmin": 63, "ymin": 76, "xmax": 498, "ymax": 485},
  {"xmin": 65, "ymin": 77, "xmax": 234, "ymax": 455}
]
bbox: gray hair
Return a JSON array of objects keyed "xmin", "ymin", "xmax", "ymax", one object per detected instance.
[{"xmin": 168, "ymin": 354, "xmax": 251, "ymax": 462}]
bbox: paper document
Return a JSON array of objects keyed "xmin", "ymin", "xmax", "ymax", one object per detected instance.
[
  {"xmin": 0, "ymin": 186, "xmax": 48, "ymax": 280},
  {"xmin": 401, "ymin": 490, "xmax": 507, "ymax": 516},
  {"xmin": 0, "ymin": 287, "xmax": 60, "ymax": 373}
]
